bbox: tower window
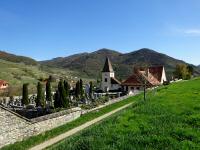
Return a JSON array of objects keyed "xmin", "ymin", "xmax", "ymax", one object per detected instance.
[{"xmin": 105, "ymin": 78, "xmax": 107, "ymax": 82}]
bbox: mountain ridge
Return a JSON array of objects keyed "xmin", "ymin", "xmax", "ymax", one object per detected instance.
[
  {"xmin": 41, "ymin": 48, "xmax": 200, "ymax": 79},
  {"xmin": 0, "ymin": 50, "xmax": 38, "ymax": 66},
  {"xmin": 1, "ymin": 48, "xmax": 199, "ymax": 80}
]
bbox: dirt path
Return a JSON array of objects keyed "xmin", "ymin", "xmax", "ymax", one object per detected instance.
[{"xmin": 29, "ymin": 102, "xmax": 134, "ymax": 150}]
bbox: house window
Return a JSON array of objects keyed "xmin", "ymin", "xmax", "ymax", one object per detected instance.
[
  {"xmin": 105, "ymin": 78, "xmax": 107, "ymax": 82},
  {"xmin": 137, "ymin": 87, "xmax": 140, "ymax": 90}
]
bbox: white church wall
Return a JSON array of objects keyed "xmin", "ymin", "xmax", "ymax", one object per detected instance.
[
  {"xmin": 161, "ymin": 67, "xmax": 167, "ymax": 84},
  {"xmin": 127, "ymin": 86, "xmax": 143, "ymax": 95},
  {"xmin": 101, "ymin": 72, "xmax": 112, "ymax": 92}
]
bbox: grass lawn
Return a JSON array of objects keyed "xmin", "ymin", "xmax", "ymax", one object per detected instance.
[
  {"xmin": 1, "ymin": 94, "xmax": 141, "ymax": 150},
  {"xmin": 47, "ymin": 78, "xmax": 200, "ymax": 150}
]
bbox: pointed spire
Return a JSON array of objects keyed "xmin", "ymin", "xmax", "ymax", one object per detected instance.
[{"xmin": 102, "ymin": 57, "xmax": 114, "ymax": 72}]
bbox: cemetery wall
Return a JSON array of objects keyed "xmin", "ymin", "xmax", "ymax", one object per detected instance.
[
  {"xmin": 0, "ymin": 106, "xmax": 82, "ymax": 148},
  {"xmin": 0, "ymin": 95, "xmax": 131, "ymax": 148}
]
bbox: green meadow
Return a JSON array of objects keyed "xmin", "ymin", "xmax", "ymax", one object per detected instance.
[{"xmin": 48, "ymin": 78, "xmax": 200, "ymax": 150}]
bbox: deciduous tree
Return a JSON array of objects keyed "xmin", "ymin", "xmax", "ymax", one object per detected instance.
[{"xmin": 174, "ymin": 64, "xmax": 191, "ymax": 80}]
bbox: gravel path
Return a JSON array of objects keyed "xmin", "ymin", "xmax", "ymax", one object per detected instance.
[{"xmin": 29, "ymin": 102, "xmax": 134, "ymax": 150}]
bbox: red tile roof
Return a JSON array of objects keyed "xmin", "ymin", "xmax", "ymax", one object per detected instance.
[
  {"xmin": 122, "ymin": 74, "xmax": 144, "ymax": 86},
  {"xmin": 149, "ymin": 66, "xmax": 164, "ymax": 82},
  {"xmin": 122, "ymin": 66, "xmax": 164, "ymax": 87},
  {"xmin": 0, "ymin": 80, "xmax": 8, "ymax": 86}
]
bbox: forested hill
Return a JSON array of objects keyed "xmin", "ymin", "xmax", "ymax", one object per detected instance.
[
  {"xmin": 41, "ymin": 48, "xmax": 200, "ymax": 79},
  {"xmin": 0, "ymin": 50, "xmax": 38, "ymax": 66}
]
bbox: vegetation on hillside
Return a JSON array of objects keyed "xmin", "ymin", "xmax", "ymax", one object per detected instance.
[
  {"xmin": 0, "ymin": 59, "xmax": 92, "ymax": 96},
  {"xmin": 49, "ymin": 78, "xmax": 200, "ymax": 150},
  {"xmin": 174, "ymin": 64, "xmax": 194, "ymax": 80},
  {"xmin": 0, "ymin": 50, "xmax": 37, "ymax": 66},
  {"xmin": 41, "ymin": 48, "xmax": 200, "ymax": 79}
]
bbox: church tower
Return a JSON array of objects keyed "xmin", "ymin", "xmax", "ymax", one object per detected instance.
[{"xmin": 101, "ymin": 57, "xmax": 115, "ymax": 92}]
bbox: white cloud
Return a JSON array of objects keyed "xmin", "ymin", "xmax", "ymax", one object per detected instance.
[
  {"xmin": 164, "ymin": 24, "xmax": 200, "ymax": 37},
  {"xmin": 184, "ymin": 29, "xmax": 200, "ymax": 35}
]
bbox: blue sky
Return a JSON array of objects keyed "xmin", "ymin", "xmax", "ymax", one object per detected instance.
[{"xmin": 0, "ymin": 0, "xmax": 199, "ymax": 65}]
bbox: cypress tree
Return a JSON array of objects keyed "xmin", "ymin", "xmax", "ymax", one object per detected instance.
[
  {"xmin": 89, "ymin": 81, "xmax": 93, "ymax": 98},
  {"xmin": 64, "ymin": 80, "xmax": 70, "ymax": 97},
  {"xmin": 58, "ymin": 80, "xmax": 69, "ymax": 108},
  {"xmin": 36, "ymin": 82, "xmax": 45, "ymax": 107},
  {"xmin": 75, "ymin": 80, "xmax": 80, "ymax": 99},
  {"xmin": 46, "ymin": 80, "xmax": 52, "ymax": 106},
  {"xmin": 22, "ymin": 83, "xmax": 29, "ymax": 106},
  {"xmin": 80, "ymin": 79, "xmax": 84, "ymax": 97},
  {"xmin": 54, "ymin": 90, "xmax": 60, "ymax": 108}
]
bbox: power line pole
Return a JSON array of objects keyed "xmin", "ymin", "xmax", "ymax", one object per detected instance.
[
  {"xmin": 144, "ymin": 78, "xmax": 146, "ymax": 101},
  {"xmin": 143, "ymin": 67, "xmax": 148, "ymax": 101}
]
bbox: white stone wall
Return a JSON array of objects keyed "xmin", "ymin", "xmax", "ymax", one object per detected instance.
[
  {"xmin": 101, "ymin": 72, "xmax": 113, "ymax": 91},
  {"xmin": 127, "ymin": 86, "xmax": 143, "ymax": 95},
  {"xmin": 101, "ymin": 72, "xmax": 121, "ymax": 91}
]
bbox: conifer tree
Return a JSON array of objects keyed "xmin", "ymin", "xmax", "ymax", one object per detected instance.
[
  {"xmin": 75, "ymin": 80, "xmax": 80, "ymax": 99},
  {"xmin": 46, "ymin": 80, "xmax": 52, "ymax": 106},
  {"xmin": 54, "ymin": 90, "xmax": 60, "ymax": 108},
  {"xmin": 22, "ymin": 83, "xmax": 29, "ymax": 106},
  {"xmin": 80, "ymin": 79, "xmax": 84, "ymax": 97},
  {"xmin": 36, "ymin": 82, "xmax": 45, "ymax": 107},
  {"xmin": 89, "ymin": 81, "xmax": 93, "ymax": 98},
  {"xmin": 64, "ymin": 80, "xmax": 70, "ymax": 97},
  {"xmin": 58, "ymin": 80, "xmax": 69, "ymax": 108}
]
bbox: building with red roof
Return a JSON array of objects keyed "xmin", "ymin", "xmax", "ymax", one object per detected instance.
[
  {"xmin": 122, "ymin": 66, "xmax": 167, "ymax": 95},
  {"xmin": 0, "ymin": 80, "xmax": 9, "ymax": 90}
]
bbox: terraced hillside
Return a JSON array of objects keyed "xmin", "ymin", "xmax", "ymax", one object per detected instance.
[{"xmin": 49, "ymin": 78, "xmax": 200, "ymax": 150}]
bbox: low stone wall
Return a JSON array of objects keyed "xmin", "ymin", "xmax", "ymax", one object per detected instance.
[
  {"xmin": 0, "ymin": 95, "xmax": 132, "ymax": 148},
  {"xmin": 0, "ymin": 106, "xmax": 82, "ymax": 148},
  {"xmin": 30, "ymin": 107, "xmax": 81, "ymax": 123},
  {"xmin": 82, "ymin": 95, "xmax": 132, "ymax": 114}
]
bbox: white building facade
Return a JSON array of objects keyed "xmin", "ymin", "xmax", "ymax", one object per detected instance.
[{"xmin": 101, "ymin": 57, "xmax": 121, "ymax": 92}]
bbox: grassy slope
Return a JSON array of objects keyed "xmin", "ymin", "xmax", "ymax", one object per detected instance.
[
  {"xmin": 1, "ymin": 95, "xmax": 141, "ymax": 150},
  {"xmin": 0, "ymin": 59, "xmax": 46, "ymax": 85},
  {"xmin": 49, "ymin": 78, "xmax": 200, "ymax": 150},
  {"xmin": 0, "ymin": 59, "xmax": 92, "ymax": 96}
]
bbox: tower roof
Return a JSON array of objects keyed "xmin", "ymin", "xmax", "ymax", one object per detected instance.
[{"xmin": 102, "ymin": 57, "xmax": 114, "ymax": 72}]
